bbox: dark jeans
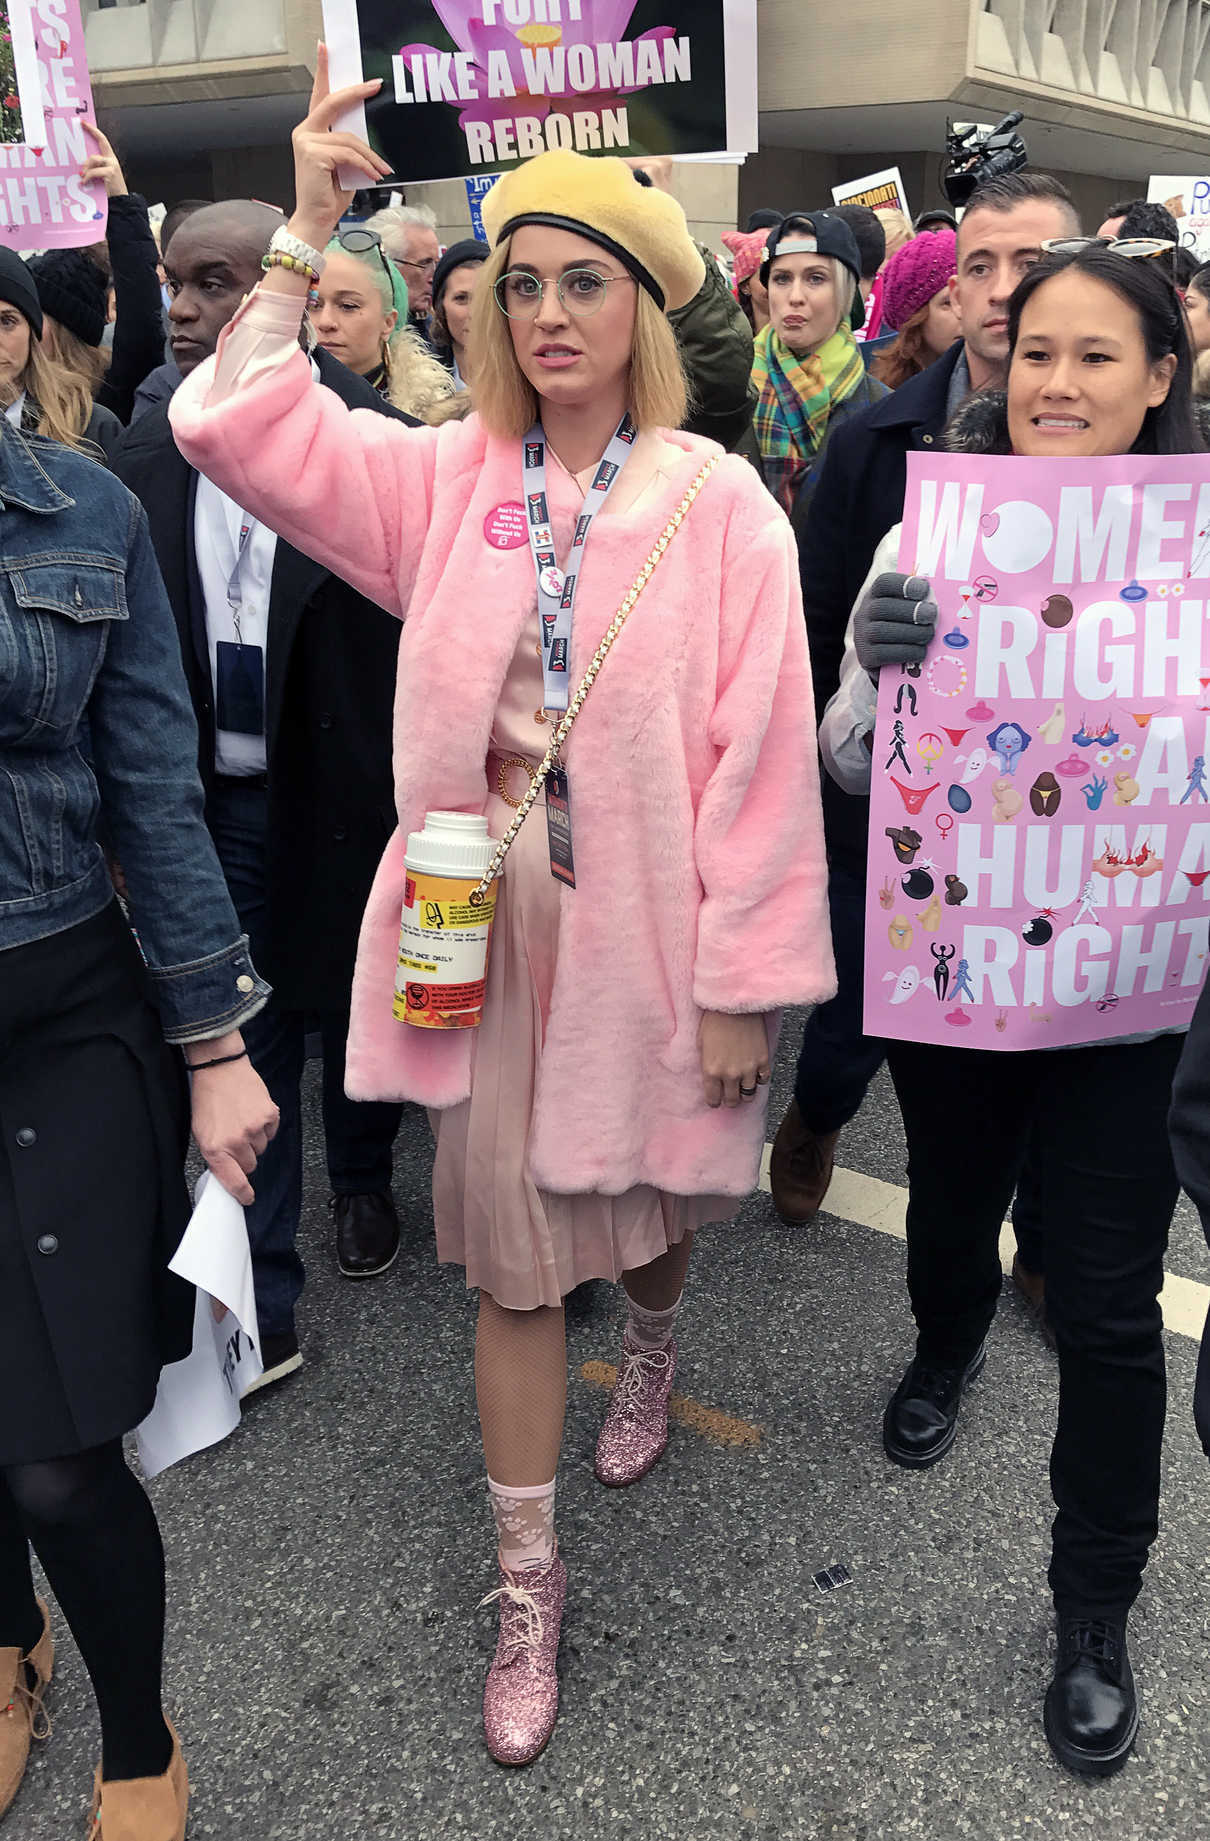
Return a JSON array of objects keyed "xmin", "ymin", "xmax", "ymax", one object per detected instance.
[
  {"xmin": 209, "ymin": 778, "xmax": 403, "ymax": 1338},
  {"xmin": 794, "ymin": 863, "xmax": 885, "ymax": 1137},
  {"xmin": 885, "ymin": 1033, "xmax": 1182, "ymax": 1617},
  {"xmin": 1168, "ymin": 976, "xmax": 1210, "ymax": 1460}
]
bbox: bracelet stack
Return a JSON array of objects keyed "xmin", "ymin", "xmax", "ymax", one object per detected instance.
[
  {"xmin": 262, "ymin": 251, "xmax": 321, "ymax": 284},
  {"xmin": 262, "ymin": 227, "xmax": 327, "ymax": 286}
]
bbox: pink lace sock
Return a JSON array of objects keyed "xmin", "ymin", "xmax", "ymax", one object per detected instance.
[
  {"xmin": 487, "ymin": 1476, "xmax": 557, "ymax": 1574},
  {"xmin": 624, "ymin": 1291, "xmax": 683, "ymax": 1352}
]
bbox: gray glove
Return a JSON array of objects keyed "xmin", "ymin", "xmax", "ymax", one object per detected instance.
[{"xmin": 854, "ymin": 572, "xmax": 938, "ymax": 675}]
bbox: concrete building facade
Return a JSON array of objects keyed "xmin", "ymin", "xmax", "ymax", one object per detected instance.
[{"xmin": 94, "ymin": 0, "xmax": 1210, "ymax": 244}]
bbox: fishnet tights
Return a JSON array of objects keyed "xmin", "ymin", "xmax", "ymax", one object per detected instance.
[{"xmin": 475, "ymin": 1293, "xmax": 567, "ymax": 1486}]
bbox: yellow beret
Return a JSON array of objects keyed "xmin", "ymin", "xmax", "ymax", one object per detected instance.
[{"xmin": 481, "ymin": 150, "xmax": 706, "ymax": 314}]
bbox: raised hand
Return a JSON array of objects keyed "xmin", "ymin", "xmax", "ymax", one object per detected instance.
[
  {"xmin": 78, "ymin": 120, "xmax": 128, "ymax": 197},
  {"xmin": 289, "ymin": 43, "xmax": 393, "ymax": 250}
]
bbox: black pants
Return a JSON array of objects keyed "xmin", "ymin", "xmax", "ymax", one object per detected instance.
[
  {"xmin": 209, "ymin": 777, "xmax": 404, "ymax": 1336},
  {"xmin": 1168, "ymin": 977, "xmax": 1210, "ymax": 1459},
  {"xmin": 885, "ymin": 1033, "xmax": 1182, "ymax": 1617},
  {"xmin": 794, "ymin": 863, "xmax": 885, "ymax": 1137}
]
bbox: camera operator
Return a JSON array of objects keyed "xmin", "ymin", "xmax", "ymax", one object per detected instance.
[{"xmin": 943, "ymin": 111, "xmax": 1027, "ymax": 207}]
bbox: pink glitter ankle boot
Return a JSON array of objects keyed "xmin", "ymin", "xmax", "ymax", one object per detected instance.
[
  {"xmin": 480, "ymin": 1549, "xmax": 566, "ymax": 1766},
  {"xmin": 594, "ymin": 1334, "xmax": 677, "ymax": 1486}
]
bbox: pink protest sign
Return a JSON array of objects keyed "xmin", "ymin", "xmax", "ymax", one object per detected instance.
[
  {"xmin": 0, "ymin": 0, "xmax": 105, "ymax": 249},
  {"xmin": 864, "ymin": 451, "xmax": 1210, "ymax": 1050}
]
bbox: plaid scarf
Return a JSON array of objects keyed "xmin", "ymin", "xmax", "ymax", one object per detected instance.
[{"xmin": 752, "ymin": 325, "xmax": 866, "ymax": 513}]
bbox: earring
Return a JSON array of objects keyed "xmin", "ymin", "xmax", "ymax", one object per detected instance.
[{"xmin": 381, "ymin": 337, "xmax": 393, "ymax": 380}]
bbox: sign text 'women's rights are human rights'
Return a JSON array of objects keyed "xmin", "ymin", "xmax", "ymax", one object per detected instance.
[
  {"xmin": 0, "ymin": 0, "xmax": 105, "ymax": 248},
  {"xmin": 865, "ymin": 452, "xmax": 1210, "ymax": 1051},
  {"xmin": 320, "ymin": 0, "xmax": 758, "ymax": 183}
]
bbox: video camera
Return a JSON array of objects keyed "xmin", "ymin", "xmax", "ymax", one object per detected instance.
[{"xmin": 943, "ymin": 111, "xmax": 1028, "ymax": 208}]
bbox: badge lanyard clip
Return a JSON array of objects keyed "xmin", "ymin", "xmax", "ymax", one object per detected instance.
[
  {"xmin": 226, "ymin": 518, "xmax": 255, "ymax": 648},
  {"xmin": 523, "ymin": 412, "xmax": 638, "ymax": 718}
]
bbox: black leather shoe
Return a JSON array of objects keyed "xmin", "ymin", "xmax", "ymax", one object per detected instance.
[
  {"xmin": 333, "ymin": 1191, "xmax": 400, "ymax": 1278},
  {"xmin": 882, "ymin": 1341, "xmax": 987, "ymax": 1468},
  {"xmin": 241, "ymin": 1329, "xmax": 302, "ymax": 1400},
  {"xmin": 1044, "ymin": 1615, "xmax": 1138, "ymax": 1777}
]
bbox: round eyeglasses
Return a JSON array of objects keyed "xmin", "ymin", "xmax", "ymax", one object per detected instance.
[{"xmin": 493, "ymin": 268, "xmax": 636, "ymax": 320}]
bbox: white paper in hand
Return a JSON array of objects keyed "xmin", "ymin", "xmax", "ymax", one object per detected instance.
[
  {"xmin": 135, "ymin": 1172, "xmax": 263, "ymax": 1479},
  {"xmin": 319, "ymin": 0, "xmax": 370, "ymax": 192}
]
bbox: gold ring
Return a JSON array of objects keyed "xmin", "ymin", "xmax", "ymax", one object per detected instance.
[{"xmin": 495, "ymin": 756, "xmax": 535, "ymax": 809}]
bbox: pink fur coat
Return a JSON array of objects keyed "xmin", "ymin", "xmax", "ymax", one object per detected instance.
[{"xmin": 171, "ymin": 303, "xmax": 836, "ymax": 1196}]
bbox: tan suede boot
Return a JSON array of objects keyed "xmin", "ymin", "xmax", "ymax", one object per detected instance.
[
  {"xmin": 0, "ymin": 1596, "xmax": 53, "ymax": 1821},
  {"xmin": 88, "ymin": 1720, "xmax": 187, "ymax": 1841}
]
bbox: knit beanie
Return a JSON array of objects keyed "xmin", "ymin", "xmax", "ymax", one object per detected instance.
[
  {"xmin": 431, "ymin": 238, "xmax": 489, "ymax": 311},
  {"xmin": 25, "ymin": 248, "xmax": 107, "ymax": 347},
  {"xmin": 720, "ymin": 228, "xmax": 767, "ymax": 287},
  {"xmin": 880, "ymin": 228, "xmax": 957, "ymax": 333},
  {"xmin": 0, "ymin": 247, "xmax": 41, "ymax": 339}
]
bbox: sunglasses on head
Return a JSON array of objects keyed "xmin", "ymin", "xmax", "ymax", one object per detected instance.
[
  {"xmin": 335, "ymin": 226, "xmax": 400, "ymax": 296},
  {"xmin": 1041, "ymin": 236, "xmax": 1177, "ymax": 262}
]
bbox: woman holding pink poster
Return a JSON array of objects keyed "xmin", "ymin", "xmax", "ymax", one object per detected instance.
[{"xmin": 821, "ymin": 239, "xmax": 1203, "ymax": 1778}]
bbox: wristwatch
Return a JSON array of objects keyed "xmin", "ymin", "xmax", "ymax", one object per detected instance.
[{"xmin": 267, "ymin": 226, "xmax": 327, "ymax": 278}]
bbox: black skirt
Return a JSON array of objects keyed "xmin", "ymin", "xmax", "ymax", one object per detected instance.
[{"xmin": 0, "ymin": 900, "xmax": 192, "ymax": 1464}]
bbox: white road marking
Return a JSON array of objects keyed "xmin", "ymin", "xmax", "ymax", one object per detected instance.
[{"xmin": 758, "ymin": 1149, "xmax": 1208, "ymax": 1344}]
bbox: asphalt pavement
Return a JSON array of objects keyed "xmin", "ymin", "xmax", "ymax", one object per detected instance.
[{"xmin": 16, "ymin": 1009, "xmax": 1210, "ymax": 1840}]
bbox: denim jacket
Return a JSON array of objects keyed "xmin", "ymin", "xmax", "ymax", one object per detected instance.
[{"xmin": 0, "ymin": 417, "xmax": 269, "ymax": 1042}]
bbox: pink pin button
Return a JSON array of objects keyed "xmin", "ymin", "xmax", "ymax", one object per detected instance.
[{"xmin": 484, "ymin": 502, "xmax": 528, "ymax": 550}]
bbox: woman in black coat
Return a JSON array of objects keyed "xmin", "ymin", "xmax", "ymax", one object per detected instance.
[{"xmin": 0, "ymin": 410, "xmax": 277, "ymax": 1834}]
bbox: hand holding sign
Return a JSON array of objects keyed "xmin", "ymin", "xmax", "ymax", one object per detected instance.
[
  {"xmin": 187, "ymin": 1044, "xmax": 280, "ymax": 1207},
  {"xmin": 288, "ymin": 44, "xmax": 393, "ymax": 251},
  {"xmin": 855, "ymin": 573, "xmax": 939, "ymax": 675}
]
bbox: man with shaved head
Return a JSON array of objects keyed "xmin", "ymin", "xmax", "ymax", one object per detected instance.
[
  {"xmin": 162, "ymin": 199, "xmax": 286, "ymax": 376},
  {"xmin": 113, "ymin": 203, "xmax": 412, "ymax": 1390},
  {"xmin": 133, "ymin": 200, "xmax": 286, "ymax": 420}
]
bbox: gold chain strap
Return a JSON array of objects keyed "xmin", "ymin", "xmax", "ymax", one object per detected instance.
[{"xmin": 468, "ymin": 453, "xmax": 721, "ymax": 905}]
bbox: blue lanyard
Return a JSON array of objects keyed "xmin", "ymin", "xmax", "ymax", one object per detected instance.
[{"xmin": 523, "ymin": 412, "xmax": 637, "ymax": 713}]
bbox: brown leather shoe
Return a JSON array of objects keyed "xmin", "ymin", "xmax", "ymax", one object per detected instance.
[
  {"xmin": 1011, "ymin": 1254, "xmax": 1057, "ymax": 1353},
  {"xmin": 770, "ymin": 1102, "xmax": 840, "ymax": 1224},
  {"xmin": 88, "ymin": 1719, "xmax": 187, "ymax": 1840},
  {"xmin": 0, "ymin": 1596, "xmax": 52, "ymax": 1820}
]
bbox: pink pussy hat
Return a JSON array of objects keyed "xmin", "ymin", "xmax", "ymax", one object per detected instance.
[
  {"xmin": 881, "ymin": 228, "xmax": 958, "ymax": 332},
  {"xmin": 721, "ymin": 228, "xmax": 768, "ymax": 286}
]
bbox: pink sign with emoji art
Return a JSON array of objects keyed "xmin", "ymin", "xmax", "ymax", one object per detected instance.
[{"xmin": 865, "ymin": 451, "xmax": 1210, "ymax": 1049}]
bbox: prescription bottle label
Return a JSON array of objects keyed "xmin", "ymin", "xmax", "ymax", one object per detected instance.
[{"xmin": 394, "ymin": 870, "xmax": 496, "ymax": 1028}]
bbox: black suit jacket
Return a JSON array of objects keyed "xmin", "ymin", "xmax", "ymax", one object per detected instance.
[
  {"xmin": 111, "ymin": 350, "xmax": 415, "ymax": 1011},
  {"xmin": 796, "ymin": 341, "xmax": 965, "ymax": 872}
]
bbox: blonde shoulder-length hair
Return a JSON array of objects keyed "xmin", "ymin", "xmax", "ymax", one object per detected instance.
[
  {"xmin": 18, "ymin": 337, "xmax": 97, "ymax": 451},
  {"xmin": 467, "ymin": 241, "xmax": 687, "ymax": 439},
  {"xmin": 41, "ymin": 315, "xmax": 110, "ymax": 399}
]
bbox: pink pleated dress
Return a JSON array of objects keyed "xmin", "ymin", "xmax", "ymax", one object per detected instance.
[{"xmin": 430, "ymin": 433, "xmax": 735, "ymax": 1311}]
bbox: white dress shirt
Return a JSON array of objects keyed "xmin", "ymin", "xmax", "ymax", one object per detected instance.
[{"xmin": 194, "ymin": 475, "xmax": 278, "ymax": 776}]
